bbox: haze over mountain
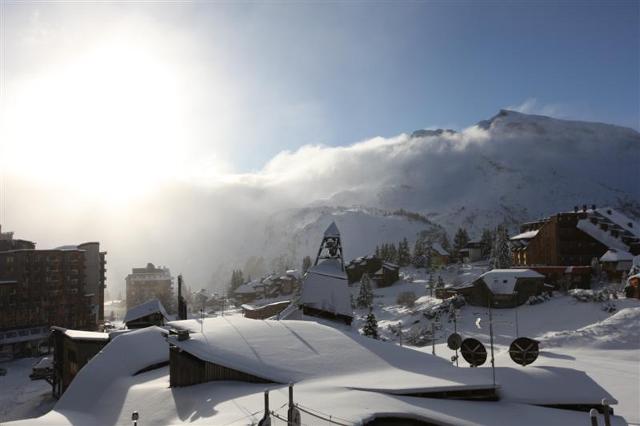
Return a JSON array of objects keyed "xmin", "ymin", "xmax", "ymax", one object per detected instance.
[{"xmin": 5, "ymin": 110, "xmax": 639, "ymax": 293}]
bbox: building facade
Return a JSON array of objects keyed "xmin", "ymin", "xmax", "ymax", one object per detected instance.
[
  {"xmin": 0, "ymin": 230, "xmax": 106, "ymax": 358},
  {"xmin": 126, "ymin": 263, "xmax": 174, "ymax": 311},
  {"xmin": 510, "ymin": 206, "xmax": 640, "ymax": 286}
]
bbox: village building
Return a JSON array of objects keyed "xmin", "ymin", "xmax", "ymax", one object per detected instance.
[
  {"xmin": 626, "ymin": 273, "xmax": 640, "ymax": 299},
  {"xmin": 125, "ymin": 263, "xmax": 174, "ymax": 311},
  {"xmin": 453, "ymin": 269, "xmax": 547, "ymax": 308},
  {"xmin": 298, "ymin": 222, "xmax": 353, "ymax": 325},
  {"xmin": 0, "ymin": 229, "xmax": 106, "ymax": 359},
  {"xmin": 426, "ymin": 242, "xmax": 450, "ymax": 267},
  {"xmin": 346, "ymin": 255, "xmax": 399, "ymax": 287},
  {"xmin": 232, "ymin": 279, "xmax": 262, "ymax": 304},
  {"xmin": 50, "ymin": 326, "xmax": 110, "ymax": 398},
  {"xmin": 346, "ymin": 255, "xmax": 383, "ymax": 284},
  {"xmin": 372, "ymin": 261, "xmax": 400, "ymax": 287},
  {"xmin": 241, "ymin": 300, "xmax": 291, "ymax": 320},
  {"xmin": 510, "ymin": 206, "xmax": 640, "ymax": 287},
  {"xmin": 459, "ymin": 240, "xmax": 483, "ymax": 263},
  {"xmin": 123, "ymin": 299, "xmax": 170, "ymax": 329}
]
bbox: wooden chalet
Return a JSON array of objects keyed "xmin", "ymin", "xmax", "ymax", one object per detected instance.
[
  {"xmin": 454, "ymin": 269, "xmax": 547, "ymax": 308},
  {"xmin": 372, "ymin": 261, "xmax": 400, "ymax": 288},
  {"xmin": 50, "ymin": 326, "xmax": 110, "ymax": 398},
  {"xmin": 426, "ymin": 242, "xmax": 450, "ymax": 268},
  {"xmin": 459, "ymin": 240, "xmax": 483, "ymax": 263},
  {"xmin": 346, "ymin": 255, "xmax": 383, "ymax": 284},
  {"xmin": 123, "ymin": 299, "xmax": 170, "ymax": 329}
]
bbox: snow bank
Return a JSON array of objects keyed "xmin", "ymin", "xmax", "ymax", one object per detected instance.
[{"xmin": 539, "ymin": 307, "xmax": 640, "ymax": 350}]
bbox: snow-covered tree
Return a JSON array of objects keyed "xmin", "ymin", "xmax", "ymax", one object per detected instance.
[
  {"xmin": 491, "ymin": 226, "xmax": 512, "ymax": 269},
  {"xmin": 362, "ymin": 308, "xmax": 379, "ymax": 339},
  {"xmin": 436, "ymin": 275, "xmax": 445, "ymax": 289},
  {"xmin": 357, "ymin": 273, "xmax": 374, "ymax": 308}
]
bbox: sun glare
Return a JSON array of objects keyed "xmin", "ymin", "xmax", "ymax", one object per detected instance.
[{"xmin": 4, "ymin": 36, "xmax": 192, "ymax": 202}]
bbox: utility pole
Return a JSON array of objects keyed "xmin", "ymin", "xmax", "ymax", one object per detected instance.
[
  {"xmin": 514, "ymin": 291, "xmax": 519, "ymax": 337},
  {"xmin": 488, "ymin": 297, "xmax": 496, "ymax": 387},
  {"xmin": 431, "ymin": 322, "xmax": 436, "ymax": 355},
  {"xmin": 453, "ymin": 311, "xmax": 459, "ymax": 367}
]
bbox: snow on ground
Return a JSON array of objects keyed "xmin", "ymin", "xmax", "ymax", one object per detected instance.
[
  {"xmin": 6, "ymin": 316, "xmax": 627, "ymax": 426},
  {"xmin": 348, "ymin": 267, "xmax": 640, "ymax": 424},
  {"xmin": 0, "ymin": 357, "xmax": 56, "ymax": 423},
  {"xmin": 3, "ymin": 263, "xmax": 639, "ymax": 425}
]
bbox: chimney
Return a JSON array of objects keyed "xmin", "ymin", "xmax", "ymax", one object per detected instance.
[
  {"xmin": 591, "ymin": 204, "xmax": 596, "ymax": 211},
  {"xmin": 629, "ymin": 222, "xmax": 634, "ymax": 228},
  {"xmin": 582, "ymin": 204, "xmax": 587, "ymax": 212},
  {"xmin": 574, "ymin": 206, "xmax": 578, "ymax": 213}
]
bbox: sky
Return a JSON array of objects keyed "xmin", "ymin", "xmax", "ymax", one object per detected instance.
[
  {"xmin": 0, "ymin": 0, "xmax": 638, "ymax": 292},
  {"xmin": 1, "ymin": 1, "xmax": 638, "ymax": 176}
]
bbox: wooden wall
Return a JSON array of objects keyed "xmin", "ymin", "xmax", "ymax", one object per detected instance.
[{"xmin": 169, "ymin": 346, "xmax": 274, "ymax": 387}]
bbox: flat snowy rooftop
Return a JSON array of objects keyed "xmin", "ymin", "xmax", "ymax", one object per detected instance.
[{"xmin": 168, "ymin": 316, "xmax": 494, "ymax": 392}]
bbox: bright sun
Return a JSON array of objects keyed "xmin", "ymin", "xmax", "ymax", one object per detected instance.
[{"xmin": 4, "ymin": 36, "xmax": 191, "ymax": 202}]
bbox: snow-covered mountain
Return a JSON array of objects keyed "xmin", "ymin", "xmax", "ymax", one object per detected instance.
[
  {"xmin": 246, "ymin": 110, "xmax": 639, "ymax": 268},
  {"xmin": 31, "ymin": 109, "xmax": 634, "ymax": 290}
]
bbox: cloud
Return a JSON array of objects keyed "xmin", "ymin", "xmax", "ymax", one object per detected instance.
[{"xmin": 507, "ymin": 98, "xmax": 568, "ymax": 117}]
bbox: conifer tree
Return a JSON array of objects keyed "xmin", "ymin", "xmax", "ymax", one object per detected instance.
[
  {"xmin": 427, "ymin": 273, "xmax": 435, "ymax": 297},
  {"xmin": 412, "ymin": 238, "xmax": 425, "ymax": 267},
  {"xmin": 388, "ymin": 243, "xmax": 398, "ymax": 264},
  {"xmin": 357, "ymin": 273, "xmax": 374, "ymax": 308},
  {"xmin": 479, "ymin": 228, "xmax": 494, "ymax": 259},
  {"xmin": 362, "ymin": 308, "xmax": 379, "ymax": 339},
  {"xmin": 440, "ymin": 232, "xmax": 451, "ymax": 253},
  {"xmin": 436, "ymin": 275, "xmax": 445, "ymax": 289},
  {"xmin": 453, "ymin": 228, "xmax": 470, "ymax": 261},
  {"xmin": 491, "ymin": 225, "xmax": 513, "ymax": 269},
  {"xmin": 302, "ymin": 256, "xmax": 312, "ymax": 273},
  {"xmin": 398, "ymin": 238, "xmax": 411, "ymax": 266}
]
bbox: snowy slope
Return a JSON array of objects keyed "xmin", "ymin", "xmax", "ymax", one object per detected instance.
[
  {"xmin": 256, "ymin": 206, "xmax": 441, "ymax": 263},
  {"xmin": 219, "ymin": 110, "xmax": 639, "ymax": 287}
]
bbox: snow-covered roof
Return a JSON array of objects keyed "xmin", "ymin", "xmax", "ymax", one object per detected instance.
[
  {"xmin": 63, "ymin": 329, "xmax": 110, "ymax": 341},
  {"xmin": 285, "ymin": 269, "xmax": 301, "ymax": 279},
  {"xmin": 510, "ymin": 229, "xmax": 539, "ymax": 240},
  {"xmin": 168, "ymin": 317, "xmax": 494, "ymax": 389},
  {"xmin": 479, "ymin": 269, "xmax": 544, "ymax": 295},
  {"xmin": 431, "ymin": 242, "xmax": 449, "ymax": 256},
  {"xmin": 0, "ymin": 280, "xmax": 18, "ymax": 285},
  {"xmin": 597, "ymin": 207, "xmax": 640, "ymax": 238},
  {"xmin": 233, "ymin": 280, "xmax": 261, "ymax": 295},
  {"xmin": 600, "ymin": 249, "xmax": 634, "ymax": 263},
  {"xmin": 323, "ymin": 221, "xmax": 340, "ymax": 238},
  {"xmin": 300, "ymin": 259, "xmax": 352, "ymax": 318},
  {"xmin": 577, "ymin": 219, "xmax": 629, "ymax": 251},
  {"xmin": 16, "ymin": 318, "xmax": 623, "ymax": 426},
  {"xmin": 123, "ymin": 299, "xmax": 169, "ymax": 324}
]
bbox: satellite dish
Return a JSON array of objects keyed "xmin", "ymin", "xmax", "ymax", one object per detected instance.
[
  {"xmin": 460, "ymin": 338, "xmax": 487, "ymax": 367},
  {"xmin": 447, "ymin": 333, "xmax": 462, "ymax": 350},
  {"xmin": 509, "ymin": 337, "xmax": 539, "ymax": 366}
]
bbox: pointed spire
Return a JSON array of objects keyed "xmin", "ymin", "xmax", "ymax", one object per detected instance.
[{"xmin": 324, "ymin": 221, "xmax": 340, "ymax": 238}]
